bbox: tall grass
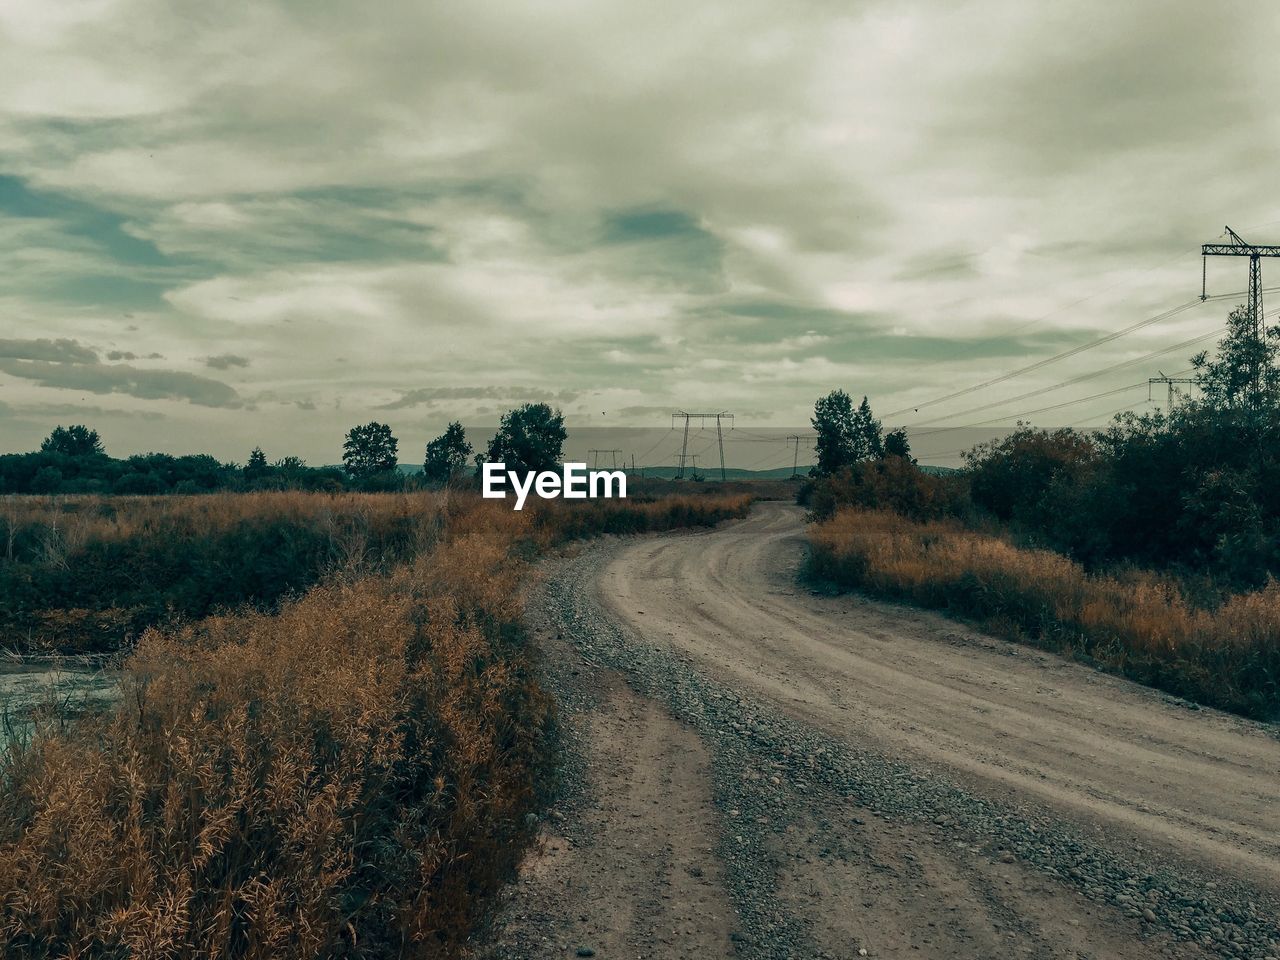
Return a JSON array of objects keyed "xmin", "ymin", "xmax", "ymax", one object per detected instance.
[
  {"xmin": 809, "ymin": 508, "xmax": 1280, "ymax": 720},
  {"xmin": 0, "ymin": 490, "xmax": 753, "ymax": 957},
  {"xmin": 1, "ymin": 491, "xmax": 756, "ymax": 654},
  {"xmin": 1, "ymin": 492, "xmax": 453, "ymax": 654}
]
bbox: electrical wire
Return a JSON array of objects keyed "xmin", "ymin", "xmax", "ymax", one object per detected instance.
[
  {"xmin": 909, "ymin": 326, "xmax": 1224, "ymax": 432},
  {"xmin": 886, "ymin": 286, "xmax": 1277, "ymax": 420},
  {"xmin": 632, "ymin": 428, "xmax": 674, "ymax": 464}
]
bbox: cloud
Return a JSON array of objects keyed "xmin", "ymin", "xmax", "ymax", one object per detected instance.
[
  {"xmin": 6, "ymin": 401, "xmax": 166, "ymax": 422},
  {"xmin": 203, "ymin": 353, "xmax": 250, "ymax": 370},
  {"xmin": 0, "ymin": 337, "xmax": 98, "ymax": 363},
  {"xmin": 0, "ymin": 358, "xmax": 242, "ymax": 408},
  {"xmin": 376, "ymin": 386, "xmax": 579, "ymax": 410},
  {"xmin": 0, "ymin": 0, "xmax": 1271, "ymax": 463}
]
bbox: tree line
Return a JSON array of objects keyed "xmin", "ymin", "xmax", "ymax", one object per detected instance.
[
  {"xmin": 0, "ymin": 403, "xmax": 568, "ymax": 495},
  {"xmin": 803, "ymin": 303, "xmax": 1280, "ymax": 589}
]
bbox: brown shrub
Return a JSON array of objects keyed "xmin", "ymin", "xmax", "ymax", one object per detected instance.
[
  {"xmin": 0, "ymin": 490, "xmax": 753, "ymax": 958},
  {"xmin": 808, "ymin": 508, "xmax": 1280, "ymax": 720}
]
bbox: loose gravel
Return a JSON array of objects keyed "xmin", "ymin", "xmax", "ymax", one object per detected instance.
[{"xmin": 532, "ymin": 544, "xmax": 1280, "ymax": 960}]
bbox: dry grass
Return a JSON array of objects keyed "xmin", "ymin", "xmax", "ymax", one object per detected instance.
[
  {"xmin": 2, "ymin": 491, "xmax": 456, "ymax": 654},
  {"xmin": 0, "ymin": 490, "xmax": 753, "ymax": 958},
  {"xmin": 809, "ymin": 508, "xmax": 1280, "ymax": 720},
  {"xmin": 1, "ymin": 491, "xmax": 449, "ymax": 559}
]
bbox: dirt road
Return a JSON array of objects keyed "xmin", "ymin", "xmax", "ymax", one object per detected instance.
[{"xmin": 478, "ymin": 503, "xmax": 1280, "ymax": 960}]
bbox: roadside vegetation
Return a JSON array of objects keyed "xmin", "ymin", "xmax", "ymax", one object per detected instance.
[
  {"xmin": 1, "ymin": 489, "xmax": 753, "ymax": 657},
  {"xmin": 0, "ymin": 395, "xmax": 753, "ymax": 958},
  {"xmin": 803, "ymin": 305, "xmax": 1280, "ymax": 720},
  {"xmin": 0, "ymin": 488, "xmax": 752, "ymax": 958}
]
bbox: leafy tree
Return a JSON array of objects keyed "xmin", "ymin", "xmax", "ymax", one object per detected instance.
[
  {"xmin": 883, "ymin": 427, "xmax": 912, "ymax": 461},
  {"xmin": 965, "ymin": 425, "xmax": 1099, "ymax": 523},
  {"xmin": 342, "ymin": 422, "xmax": 399, "ymax": 479},
  {"xmin": 811, "ymin": 390, "xmax": 856, "ymax": 475},
  {"xmin": 485, "ymin": 404, "xmax": 566, "ymax": 476},
  {"xmin": 811, "ymin": 392, "xmax": 884, "ymax": 475},
  {"xmin": 31, "ymin": 465, "xmax": 64, "ymax": 494},
  {"xmin": 1192, "ymin": 305, "xmax": 1280, "ymax": 416},
  {"xmin": 422, "ymin": 422, "xmax": 472, "ymax": 484},
  {"xmin": 852, "ymin": 396, "xmax": 884, "ymax": 461},
  {"xmin": 40, "ymin": 425, "xmax": 103, "ymax": 458}
]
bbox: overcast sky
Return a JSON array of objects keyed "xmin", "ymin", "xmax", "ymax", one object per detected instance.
[{"xmin": 1, "ymin": 1, "xmax": 1277, "ymax": 466}]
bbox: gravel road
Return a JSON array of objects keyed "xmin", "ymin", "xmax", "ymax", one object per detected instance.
[{"xmin": 476, "ymin": 503, "xmax": 1280, "ymax": 960}]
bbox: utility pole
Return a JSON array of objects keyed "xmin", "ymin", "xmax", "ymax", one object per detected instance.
[
  {"xmin": 675, "ymin": 453, "xmax": 698, "ymax": 478},
  {"xmin": 587, "ymin": 449, "xmax": 622, "ymax": 469},
  {"xmin": 672, "ymin": 411, "xmax": 734, "ymax": 480},
  {"xmin": 1148, "ymin": 371, "xmax": 1196, "ymax": 413},
  {"xmin": 786, "ymin": 434, "xmax": 816, "ymax": 478},
  {"xmin": 1201, "ymin": 226, "xmax": 1280, "ymax": 394}
]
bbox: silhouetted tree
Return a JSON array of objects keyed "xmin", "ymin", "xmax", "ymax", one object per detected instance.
[
  {"xmin": 852, "ymin": 396, "xmax": 884, "ymax": 460},
  {"xmin": 485, "ymin": 404, "xmax": 566, "ymax": 476},
  {"xmin": 343, "ymin": 422, "xmax": 399, "ymax": 478},
  {"xmin": 245, "ymin": 447, "xmax": 269, "ymax": 479},
  {"xmin": 41, "ymin": 425, "xmax": 103, "ymax": 458},
  {"xmin": 884, "ymin": 427, "xmax": 912, "ymax": 461},
  {"xmin": 423, "ymin": 422, "xmax": 472, "ymax": 484}
]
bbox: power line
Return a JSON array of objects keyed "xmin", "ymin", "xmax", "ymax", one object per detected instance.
[
  {"xmin": 909, "ymin": 326, "xmax": 1224, "ymax": 431},
  {"xmin": 632, "ymin": 428, "xmax": 674, "ymax": 464},
  {"xmin": 914, "ymin": 387, "xmax": 1175, "ymax": 463},
  {"xmin": 886, "ymin": 287, "xmax": 1276, "ymax": 420}
]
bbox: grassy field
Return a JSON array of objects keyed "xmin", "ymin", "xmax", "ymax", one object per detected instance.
[
  {"xmin": 1, "ymin": 488, "xmax": 754, "ymax": 655},
  {"xmin": 0, "ymin": 489, "xmax": 752, "ymax": 958},
  {"xmin": 808, "ymin": 508, "xmax": 1280, "ymax": 721}
]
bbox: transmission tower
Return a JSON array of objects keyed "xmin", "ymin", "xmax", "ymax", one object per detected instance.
[
  {"xmin": 786, "ymin": 434, "xmax": 816, "ymax": 478},
  {"xmin": 1202, "ymin": 227, "xmax": 1280, "ymax": 393},
  {"xmin": 587, "ymin": 448, "xmax": 622, "ymax": 469},
  {"xmin": 675, "ymin": 453, "xmax": 699, "ymax": 478},
  {"xmin": 1148, "ymin": 371, "xmax": 1197, "ymax": 413},
  {"xmin": 672, "ymin": 411, "xmax": 734, "ymax": 480}
]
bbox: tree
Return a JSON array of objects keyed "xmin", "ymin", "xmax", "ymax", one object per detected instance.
[
  {"xmin": 422, "ymin": 422, "xmax": 472, "ymax": 484},
  {"xmin": 883, "ymin": 427, "xmax": 912, "ymax": 461},
  {"xmin": 852, "ymin": 396, "xmax": 884, "ymax": 460},
  {"xmin": 964, "ymin": 425, "xmax": 1099, "ymax": 523},
  {"xmin": 40, "ymin": 424, "xmax": 103, "ymax": 458},
  {"xmin": 811, "ymin": 392, "xmax": 883, "ymax": 475},
  {"xmin": 811, "ymin": 390, "xmax": 856, "ymax": 475},
  {"xmin": 1192, "ymin": 305, "xmax": 1280, "ymax": 416},
  {"xmin": 31, "ymin": 465, "xmax": 63, "ymax": 494},
  {"xmin": 342, "ymin": 422, "xmax": 399, "ymax": 478},
  {"xmin": 485, "ymin": 404, "xmax": 566, "ymax": 476},
  {"xmin": 245, "ymin": 447, "xmax": 269, "ymax": 479}
]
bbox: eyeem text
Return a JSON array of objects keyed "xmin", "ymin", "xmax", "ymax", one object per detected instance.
[{"xmin": 482, "ymin": 462, "xmax": 627, "ymax": 510}]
